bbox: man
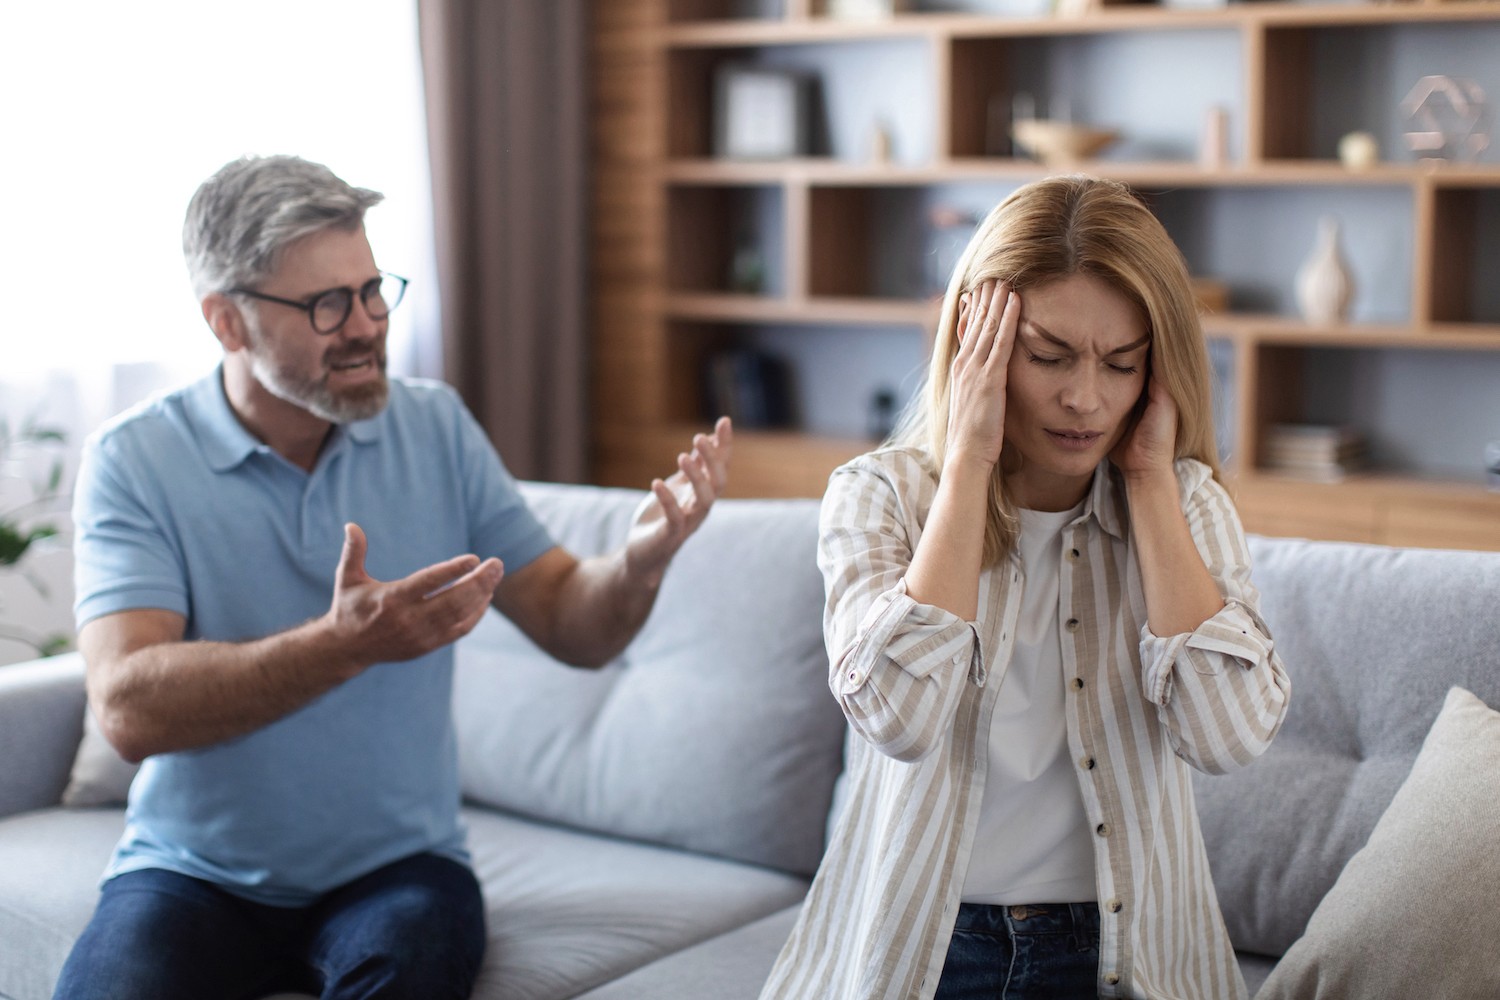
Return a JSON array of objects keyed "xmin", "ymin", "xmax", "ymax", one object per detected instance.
[{"xmin": 56, "ymin": 154, "xmax": 733, "ymax": 1000}]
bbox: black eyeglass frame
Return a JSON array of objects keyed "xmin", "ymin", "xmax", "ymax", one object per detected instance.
[{"xmin": 227, "ymin": 272, "xmax": 409, "ymax": 335}]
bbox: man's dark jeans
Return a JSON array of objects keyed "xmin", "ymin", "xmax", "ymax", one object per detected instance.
[
  {"xmin": 935, "ymin": 901, "xmax": 1102, "ymax": 1000},
  {"xmin": 53, "ymin": 852, "xmax": 485, "ymax": 1000}
]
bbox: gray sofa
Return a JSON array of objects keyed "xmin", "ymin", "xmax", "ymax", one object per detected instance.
[{"xmin": 1, "ymin": 481, "xmax": 1496, "ymax": 999}]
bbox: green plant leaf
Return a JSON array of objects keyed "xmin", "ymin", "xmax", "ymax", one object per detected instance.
[
  {"xmin": 0, "ymin": 523, "xmax": 59, "ymax": 566},
  {"xmin": 39, "ymin": 635, "xmax": 72, "ymax": 657}
]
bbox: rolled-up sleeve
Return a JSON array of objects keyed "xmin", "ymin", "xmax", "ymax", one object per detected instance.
[
  {"xmin": 819, "ymin": 461, "xmax": 982, "ymax": 763},
  {"xmin": 1140, "ymin": 466, "xmax": 1290, "ymax": 775}
]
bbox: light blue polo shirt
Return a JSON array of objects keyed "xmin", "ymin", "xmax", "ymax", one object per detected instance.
[{"xmin": 72, "ymin": 369, "xmax": 554, "ymax": 906}]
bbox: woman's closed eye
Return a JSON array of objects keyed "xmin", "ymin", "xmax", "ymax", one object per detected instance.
[{"xmin": 1026, "ymin": 350, "xmax": 1139, "ymax": 376}]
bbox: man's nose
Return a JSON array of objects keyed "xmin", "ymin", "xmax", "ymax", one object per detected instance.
[{"xmin": 338, "ymin": 297, "xmax": 384, "ymax": 342}]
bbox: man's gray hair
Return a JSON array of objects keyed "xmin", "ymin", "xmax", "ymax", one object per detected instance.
[{"xmin": 183, "ymin": 155, "xmax": 383, "ymax": 298}]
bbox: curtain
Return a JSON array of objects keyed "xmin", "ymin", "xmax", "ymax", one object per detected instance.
[{"xmin": 418, "ymin": 0, "xmax": 589, "ymax": 483}]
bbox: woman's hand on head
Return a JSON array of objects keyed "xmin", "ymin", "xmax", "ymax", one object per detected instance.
[
  {"xmin": 946, "ymin": 279, "xmax": 1019, "ymax": 474},
  {"xmin": 1110, "ymin": 370, "xmax": 1179, "ymax": 482}
]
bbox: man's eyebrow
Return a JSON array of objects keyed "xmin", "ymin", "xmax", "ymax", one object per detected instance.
[{"xmin": 1022, "ymin": 322, "xmax": 1150, "ymax": 356}]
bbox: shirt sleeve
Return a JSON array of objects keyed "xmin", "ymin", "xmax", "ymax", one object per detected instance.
[
  {"xmin": 818, "ymin": 458, "xmax": 983, "ymax": 763},
  {"xmin": 448, "ymin": 389, "xmax": 555, "ymax": 574},
  {"xmin": 72, "ymin": 432, "xmax": 190, "ymax": 628},
  {"xmin": 1138, "ymin": 464, "xmax": 1291, "ymax": 775}
]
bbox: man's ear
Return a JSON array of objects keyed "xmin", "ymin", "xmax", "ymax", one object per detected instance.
[{"xmin": 202, "ymin": 293, "xmax": 248, "ymax": 353}]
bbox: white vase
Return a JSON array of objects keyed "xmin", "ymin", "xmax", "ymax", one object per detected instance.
[{"xmin": 1295, "ymin": 216, "xmax": 1354, "ymax": 325}]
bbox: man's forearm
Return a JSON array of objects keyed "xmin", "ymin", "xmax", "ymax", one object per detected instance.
[
  {"xmin": 90, "ymin": 618, "xmax": 362, "ymax": 763},
  {"xmin": 544, "ymin": 551, "xmax": 662, "ymax": 669}
]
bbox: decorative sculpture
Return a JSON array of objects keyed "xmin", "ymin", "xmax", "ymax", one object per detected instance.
[{"xmin": 1401, "ymin": 76, "xmax": 1490, "ymax": 163}]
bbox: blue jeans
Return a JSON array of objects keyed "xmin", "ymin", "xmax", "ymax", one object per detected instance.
[
  {"xmin": 934, "ymin": 901, "xmax": 1101, "ymax": 1000},
  {"xmin": 53, "ymin": 852, "xmax": 485, "ymax": 1000}
]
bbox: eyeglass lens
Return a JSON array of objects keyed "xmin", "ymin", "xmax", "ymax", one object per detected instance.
[{"xmin": 310, "ymin": 275, "xmax": 405, "ymax": 334}]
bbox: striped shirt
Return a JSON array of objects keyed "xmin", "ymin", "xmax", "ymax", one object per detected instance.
[{"xmin": 760, "ymin": 447, "xmax": 1290, "ymax": 1000}]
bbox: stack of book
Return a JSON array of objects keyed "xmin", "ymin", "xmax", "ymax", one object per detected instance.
[{"xmin": 1261, "ymin": 423, "xmax": 1367, "ymax": 482}]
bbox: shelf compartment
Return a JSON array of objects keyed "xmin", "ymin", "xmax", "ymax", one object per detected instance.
[
  {"xmin": 1254, "ymin": 20, "xmax": 1500, "ymax": 163},
  {"xmin": 668, "ymin": 317, "xmax": 928, "ymax": 440},
  {"xmin": 947, "ymin": 29, "xmax": 1243, "ymax": 163},
  {"xmin": 667, "ymin": 184, "xmax": 786, "ymax": 295},
  {"xmin": 1244, "ymin": 342, "xmax": 1500, "ymax": 484},
  {"xmin": 1146, "ymin": 185, "xmax": 1415, "ymax": 323},
  {"xmin": 1425, "ymin": 186, "xmax": 1500, "ymax": 326}
]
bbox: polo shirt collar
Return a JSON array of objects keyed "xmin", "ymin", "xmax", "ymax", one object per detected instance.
[{"xmin": 188, "ymin": 366, "xmax": 383, "ymax": 473}]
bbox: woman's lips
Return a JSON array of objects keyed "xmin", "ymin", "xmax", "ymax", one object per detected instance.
[{"xmin": 1045, "ymin": 429, "xmax": 1104, "ymax": 451}]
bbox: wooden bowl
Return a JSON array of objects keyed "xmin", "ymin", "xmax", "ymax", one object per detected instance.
[{"xmin": 1010, "ymin": 118, "xmax": 1120, "ymax": 166}]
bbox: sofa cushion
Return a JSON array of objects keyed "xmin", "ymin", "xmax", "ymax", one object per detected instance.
[
  {"xmin": 574, "ymin": 903, "xmax": 802, "ymax": 1000},
  {"xmin": 1255, "ymin": 687, "xmax": 1500, "ymax": 999},
  {"xmin": 60, "ymin": 707, "xmax": 137, "ymax": 807},
  {"xmin": 0, "ymin": 808, "xmax": 121, "ymax": 1000},
  {"xmin": 1194, "ymin": 537, "xmax": 1500, "ymax": 957},
  {"xmin": 455, "ymin": 483, "xmax": 844, "ymax": 877},
  {"xmin": 463, "ymin": 807, "xmax": 808, "ymax": 1000},
  {"xmin": 0, "ymin": 805, "xmax": 809, "ymax": 1000}
]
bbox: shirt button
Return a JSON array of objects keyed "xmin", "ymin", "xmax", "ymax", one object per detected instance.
[
  {"xmin": 1104, "ymin": 972, "xmax": 1121, "ymax": 986},
  {"xmin": 1080, "ymin": 756, "xmax": 1096, "ymax": 771},
  {"xmin": 1106, "ymin": 898, "xmax": 1123, "ymax": 913},
  {"xmin": 1068, "ymin": 548, "xmax": 1081, "ymax": 561},
  {"xmin": 1072, "ymin": 677, "xmax": 1084, "ymax": 691},
  {"xmin": 1096, "ymin": 823, "xmax": 1110, "ymax": 837},
  {"xmin": 1065, "ymin": 618, "xmax": 1080, "ymax": 632}
]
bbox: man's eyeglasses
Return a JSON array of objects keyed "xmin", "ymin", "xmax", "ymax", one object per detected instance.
[{"xmin": 228, "ymin": 273, "xmax": 409, "ymax": 335}]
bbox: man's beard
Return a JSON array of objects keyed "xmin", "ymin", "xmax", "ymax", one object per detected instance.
[{"xmin": 248, "ymin": 340, "xmax": 390, "ymax": 424}]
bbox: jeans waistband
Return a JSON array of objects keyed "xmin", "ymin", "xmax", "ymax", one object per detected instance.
[{"xmin": 954, "ymin": 901, "xmax": 1101, "ymax": 939}]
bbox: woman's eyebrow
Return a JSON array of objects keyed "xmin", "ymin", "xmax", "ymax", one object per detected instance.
[
  {"xmin": 1107, "ymin": 335, "xmax": 1151, "ymax": 356},
  {"xmin": 1023, "ymin": 321, "xmax": 1149, "ymax": 356}
]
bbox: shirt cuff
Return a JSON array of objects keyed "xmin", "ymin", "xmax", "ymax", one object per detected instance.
[
  {"xmin": 837, "ymin": 578, "xmax": 982, "ymax": 695},
  {"xmin": 1139, "ymin": 599, "xmax": 1276, "ymax": 706}
]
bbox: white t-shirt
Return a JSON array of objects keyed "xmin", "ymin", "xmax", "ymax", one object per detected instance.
[{"xmin": 961, "ymin": 502, "xmax": 1097, "ymax": 905}]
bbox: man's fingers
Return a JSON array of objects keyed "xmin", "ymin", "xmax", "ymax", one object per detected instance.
[
  {"xmin": 395, "ymin": 553, "xmax": 487, "ymax": 600},
  {"xmin": 679, "ymin": 450, "xmax": 715, "ymax": 510},
  {"xmin": 652, "ymin": 478, "xmax": 686, "ymax": 532},
  {"xmin": 336, "ymin": 523, "xmax": 370, "ymax": 588}
]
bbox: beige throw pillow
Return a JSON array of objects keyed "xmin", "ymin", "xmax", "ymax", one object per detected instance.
[
  {"xmin": 1256, "ymin": 686, "xmax": 1500, "ymax": 1000},
  {"xmin": 61, "ymin": 708, "xmax": 139, "ymax": 807}
]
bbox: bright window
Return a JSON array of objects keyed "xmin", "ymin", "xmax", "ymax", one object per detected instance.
[{"xmin": 1, "ymin": 0, "xmax": 436, "ymax": 379}]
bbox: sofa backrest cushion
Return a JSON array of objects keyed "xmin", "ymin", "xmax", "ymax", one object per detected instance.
[
  {"xmin": 453, "ymin": 482, "xmax": 846, "ymax": 877},
  {"xmin": 1193, "ymin": 536, "xmax": 1500, "ymax": 957}
]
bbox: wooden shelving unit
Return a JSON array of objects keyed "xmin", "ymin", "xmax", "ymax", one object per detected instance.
[{"xmin": 589, "ymin": 0, "xmax": 1500, "ymax": 550}]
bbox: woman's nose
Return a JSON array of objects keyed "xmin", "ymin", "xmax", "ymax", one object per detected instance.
[{"xmin": 1061, "ymin": 371, "xmax": 1102, "ymax": 413}]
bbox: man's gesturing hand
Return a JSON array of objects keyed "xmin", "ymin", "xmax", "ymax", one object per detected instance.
[
  {"xmin": 624, "ymin": 416, "xmax": 733, "ymax": 588},
  {"xmin": 324, "ymin": 523, "xmax": 503, "ymax": 672}
]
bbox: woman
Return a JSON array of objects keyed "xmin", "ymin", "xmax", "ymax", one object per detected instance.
[{"xmin": 760, "ymin": 175, "xmax": 1290, "ymax": 1000}]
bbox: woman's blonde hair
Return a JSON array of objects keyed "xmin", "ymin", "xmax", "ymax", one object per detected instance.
[{"xmin": 891, "ymin": 174, "xmax": 1221, "ymax": 565}]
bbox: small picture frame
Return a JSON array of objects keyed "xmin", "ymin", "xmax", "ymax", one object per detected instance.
[{"xmin": 714, "ymin": 65, "xmax": 813, "ymax": 161}]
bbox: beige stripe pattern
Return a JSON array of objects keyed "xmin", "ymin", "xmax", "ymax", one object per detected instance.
[{"xmin": 760, "ymin": 447, "xmax": 1290, "ymax": 1000}]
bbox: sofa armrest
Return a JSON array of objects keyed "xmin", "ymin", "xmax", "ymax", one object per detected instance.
[{"xmin": 0, "ymin": 651, "xmax": 87, "ymax": 818}]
